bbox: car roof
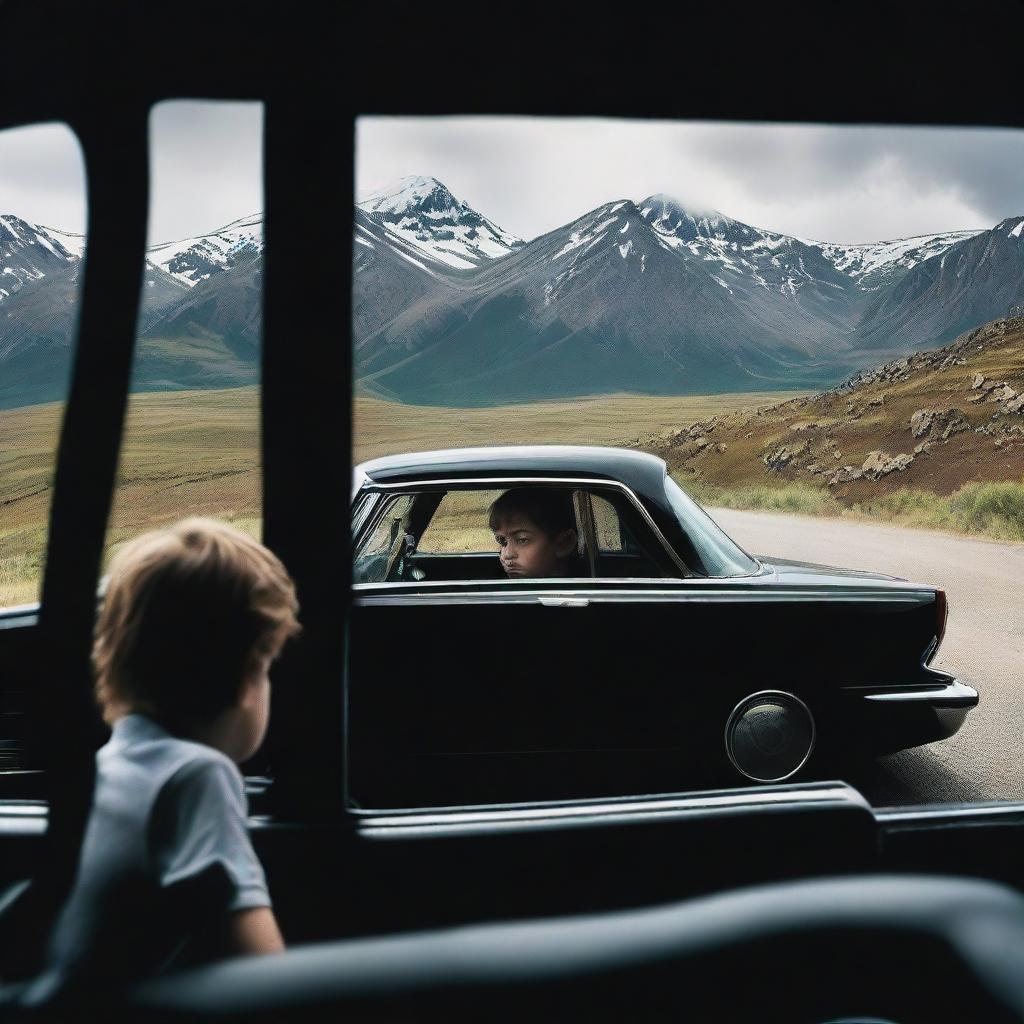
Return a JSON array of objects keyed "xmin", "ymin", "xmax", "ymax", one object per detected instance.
[{"xmin": 355, "ymin": 446, "xmax": 668, "ymax": 499}]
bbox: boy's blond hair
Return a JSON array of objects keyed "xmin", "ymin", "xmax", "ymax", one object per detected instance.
[{"xmin": 93, "ymin": 518, "xmax": 301, "ymax": 727}]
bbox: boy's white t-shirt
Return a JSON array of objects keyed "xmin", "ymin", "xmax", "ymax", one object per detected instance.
[{"xmin": 32, "ymin": 713, "xmax": 271, "ymax": 999}]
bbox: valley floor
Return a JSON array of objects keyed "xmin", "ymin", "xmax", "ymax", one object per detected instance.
[{"xmin": 1, "ymin": 374, "xmax": 1022, "ymax": 604}]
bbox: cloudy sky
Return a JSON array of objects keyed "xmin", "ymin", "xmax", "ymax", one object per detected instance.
[
  {"xmin": 2, "ymin": 105, "xmax": 1022, "ymax": 244},
  {"xmin": 358, "ymin": 118, "xmax": 1024, "ymax": 243},
  {"xmin": 0, "ymin": 102, "xmax": 263, "ymax": 242}
]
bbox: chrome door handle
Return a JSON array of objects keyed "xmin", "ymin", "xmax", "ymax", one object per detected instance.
[{"xmin": 537, "ymin": 596, "xmax": 589, "ymax": 608}]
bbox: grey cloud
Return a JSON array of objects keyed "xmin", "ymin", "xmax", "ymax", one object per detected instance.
[
  {"xmin": 0, "ymin": 124, "xmax": 87, "ymax": 230},
  {"xmin": 690, "ymin": 123, "xmax": 1024, "ymax": 226},
  {"xmin": 148, "ymin": 101, "xmax": 263, "ymax": 243},
  {"xmin": 358, "ymin": 117, "xmax": 1024, "ymax": 244}
]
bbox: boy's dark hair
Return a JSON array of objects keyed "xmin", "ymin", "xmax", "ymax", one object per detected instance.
[
  {"xmin": 488, "ymin": 487, "xmax": 577, "ymax": 538},
  {"xmin": 93, "ymin": 518, "xmax": 301, "ymax": 727}
]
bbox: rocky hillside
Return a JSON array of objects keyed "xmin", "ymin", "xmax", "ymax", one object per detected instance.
[{"xmin": 649, "ymin": 316, "xmax": 1024, "ymax": 502}]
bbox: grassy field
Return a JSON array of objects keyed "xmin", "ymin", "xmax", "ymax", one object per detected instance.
[
  {"xmin": 0, "ymin": 387, "xmax": 261, "ymax": 607},
  {"xmin": 352, "ymin": 391, "xmax": 807, "ymax": 462},
  {"xmin": 5, "ymin": 376, "xmax": 1021, "ymax": 607},
  {"xmin": 0, "ymin": 387, "xmax": 804, "ymax": 606}
]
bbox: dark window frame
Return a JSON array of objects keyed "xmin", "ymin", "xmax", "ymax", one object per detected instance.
[{"xmin": 2, "ymin": 6, "xmax": 1022, "ymax": 895}]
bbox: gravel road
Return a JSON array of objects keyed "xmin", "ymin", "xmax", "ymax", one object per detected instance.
[{"xmin": 709, "ymin": 508, "xmax": 1024, "ymax": 808}]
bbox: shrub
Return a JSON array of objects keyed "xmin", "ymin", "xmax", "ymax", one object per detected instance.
[
  {"xmin": 673, "ymin": 475, "xmax": 841, "ymax": 517},
  {"xmin": 948, "ymin": 480, "xmax": 1024, "ymax": 541}
]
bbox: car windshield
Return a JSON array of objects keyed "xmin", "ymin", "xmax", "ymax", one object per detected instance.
[{"xmin": 664, "ymin": 477, "xmax": 760, "ymax": 578}]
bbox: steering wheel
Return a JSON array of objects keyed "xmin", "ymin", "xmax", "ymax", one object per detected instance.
[{"xmin": 122, "ymin": 874, "xmax": 1024, "ymax": 1023}]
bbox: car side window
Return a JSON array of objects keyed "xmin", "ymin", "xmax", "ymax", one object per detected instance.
[
  {"xmin": 417, "ymin": 490, "xmax": 504, "ymax": 553},
  {"xmin": 591, "ymin": 494, "xmax": 623, "ymax": 553},
  {"xmin": 353, "ymin": 494, "xmax": 415, "ymax": 584},
  {"xmin": 352, "ymin": 485, "xmax": 683, "ymax": 584}
]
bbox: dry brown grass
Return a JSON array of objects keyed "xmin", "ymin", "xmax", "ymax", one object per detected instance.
[
  {"xmin": 0, "ymin": 387, "xmax": 261, "ymax": 607},
  {"xmin": 2, "ymin": 387, "xmax": 802, "ymax": 605},
  {"xmin": 353, "ymin": 391, "xmax": 807, "ymax": 463}
]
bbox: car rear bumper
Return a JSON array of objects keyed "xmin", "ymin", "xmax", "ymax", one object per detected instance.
[{"xmin": 846, "ymin": 677, "xmax": 978, "ymax": 755}]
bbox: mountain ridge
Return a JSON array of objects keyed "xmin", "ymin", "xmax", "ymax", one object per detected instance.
[{"xmin": 0, "ymin": 181, "xmax": 1019, "ymax": 410}]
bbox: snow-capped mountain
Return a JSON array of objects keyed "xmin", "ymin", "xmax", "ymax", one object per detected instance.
[
  {"xmin": 0, "ymin": 216, "xmax": 80, "ymax": 305},
  {"xmin": 357, "ymin": 198, "xmax": 856, "ymax": 405},
  {"xmin": 854, "ymin": 215, "xmax": 1024, "ymax": 355},
  {"xmin": 146, "ymin": 213, "xmax": 263, "ymax": 287},
  {"xmin": 815, "ymin": 229, "xmax": 984, "ymax": 292},
  {"xmin": 356, "ymin": 193, "xmax": 1023, "ymax": 404},
  {"xmin": 639, "ymin": 196, "xmax": 859, "ymax": 327},
  {"xmin": 358, "ymin": 176, "xmax": 522, "ymax": 270},
  {"xmin": 1, "ymin": 178, "xmax": 1020, "ymax": 411},
  {"xmin": 353, "ymin": 208, "xmax": 461, "ymax": 351}
]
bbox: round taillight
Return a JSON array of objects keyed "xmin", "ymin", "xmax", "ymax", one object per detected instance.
[{"xmin": 725, "ymin": 690, "xmax": 816, "ymax": 783}]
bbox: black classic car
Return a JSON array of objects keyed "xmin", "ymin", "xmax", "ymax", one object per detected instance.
[{"xmin": 350, "ymin": 446, "xmax": 978, "ymax": 806}]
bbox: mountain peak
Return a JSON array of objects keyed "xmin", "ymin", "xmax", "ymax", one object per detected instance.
[
  {"xmin": 359, "ymin": 176, "xmax": 463, "ymax": 218},
  {"xmin": 357, "ymin": 176, "xmax": 523, "ymax": 270},
  {"xmin": 638, "ymin": 195, "xmax": 746, "ymax": 243},
  {"xmin": 640, "ymin": 193, "xmax": 727, "ymax": 220},
  {"xmin": 995, "ymin": 215, "xmax": 1024, "ymax": 239}
]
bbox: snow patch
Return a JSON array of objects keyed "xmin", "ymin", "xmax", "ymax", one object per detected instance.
[
  {"xmin": 0, "ymin": 216, "xmax": 23, "ymax": 240},
  {"xmin": 392, "ymin": 248, "xmax": 429, "ymax": 272},
  {"xmin": 618, "ymin": 241, "xmax": 633, "ymax": 259}
]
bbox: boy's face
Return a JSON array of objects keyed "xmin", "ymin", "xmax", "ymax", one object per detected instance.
[{"xmin": 492, "ymin": 514, "xmax": 577, "ymax": 579}]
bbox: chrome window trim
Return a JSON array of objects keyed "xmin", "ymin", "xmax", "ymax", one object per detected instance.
[
  {"xmin": 354, "ymin": 784, "xmax": 863, "ymax": 836},
  {"xmin": 876, "ymin": 802, "xmax": 1024, "ymax": 825},
  {"xmin": 353, "ymin": 584, "xmax": 933, "ymax": 606},
  {"xmin": 0, "ymin": 605, "xmax": 40, "ymax": 629},
  {"xmin": 351, "ymin": 467, "xmax": 370, "ymax": 502},
  {"xmin": 350, "ymin": 492, "xmax": 376, "ymax": 540},
  {"xmin": 8, "ymin": 795, "xmax": 1024, "ymax": 830},
  {"xmin": 354, "ymin": 475, "xmax": 691, "ymax": 577}
]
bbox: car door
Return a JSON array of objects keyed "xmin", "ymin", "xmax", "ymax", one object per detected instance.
[{"xmin": 347, "ymin": 480, "xmax": 737, "ymax": 808}]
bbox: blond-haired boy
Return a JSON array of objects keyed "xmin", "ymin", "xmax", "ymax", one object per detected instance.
[{"xmin": 29, "ymin": 518, "xmax": 301, "ymax": 1002}]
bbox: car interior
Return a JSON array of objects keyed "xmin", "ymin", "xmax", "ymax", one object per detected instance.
[{"xmin": 2, "ymin": 4, "xmax": 1024, "ymax": 1022}]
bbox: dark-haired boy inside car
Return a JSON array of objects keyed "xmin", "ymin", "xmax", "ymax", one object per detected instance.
[
  {"xmin": 488, "ymin": 487, "xmax": 582, "ymax": 579},
  {"xmin": 25, "ymin": 518, "xmax": 302, "ymax": 1005}
]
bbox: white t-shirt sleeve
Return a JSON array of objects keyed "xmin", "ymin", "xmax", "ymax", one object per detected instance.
[{"xmin": 152, "ymin": 757, "xmax": 271, "ymax": 912}]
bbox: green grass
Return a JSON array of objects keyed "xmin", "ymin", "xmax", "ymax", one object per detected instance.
[
  {"xmin": 679, "ymin": 476, "xmax": 844, "ymax": 517},
  {"xmin": 677, "ymin": 472, "xmax": 1024, "ymax": 543},
  {"xmin": 948, "ymin": 482, "xmax": 1024, "ymax": 541}
]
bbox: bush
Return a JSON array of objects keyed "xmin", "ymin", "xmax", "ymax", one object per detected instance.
[
  {"xmin": 673, "ymin": 476, "xmax": 841, "ymax": 517},
  {"xmin": 949, "ymin": 480, "xmax": 1024, "ymax": 541},
  {"xmin": 852, "ymin": 488, "xmax": 949, "ymax": 530}
]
